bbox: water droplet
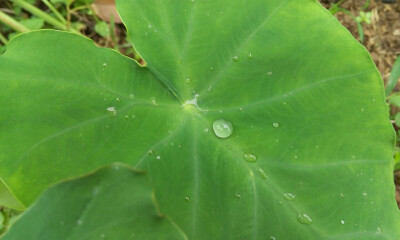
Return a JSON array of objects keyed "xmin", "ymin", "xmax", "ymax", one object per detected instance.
[
  {"xmin": 209, "ymin": 67, "xmax": 214, "ymax": 71},
  {"xmin": 340, "ymin": 193, "xmax": 344, "ymax": 198},
  {"xmin": 361, "ymin": 107, "xmax": 365, "ymax": 112},
  {"xmin": 243, "ymin": 153, "xmax": 257, "ymax": 162},
  {"xmin": 156, "ymin": 155, "xmax": 161, "ymax": 160},
  {"xmin": 148, "ymin": 150, "xmax": 155, "ymax": 156},
  {"xmin": 106, "ymin": 106, "xmax": 116, "ymax": 116},
  {"xmin": 151, "ymin": 97, "xmax": 157, "ymax": 105},
  {"xmin": 267, "ymin": 72, "xmax": 273, "ymax": 76},
  {"xmin": 257, "ymin": 168, "xmax": 267, "ymax": 180},
  {"xmin": 294, "ymin": 155, "xmax": 298, "ymax": 159},
  {"xmin": 116, "ymin": 97, "xmax": 120, "ymax": 102},
  {"xmin": 270, "ymin": 237, "xmax": 277, "ymax": 240},
  {"xmin": 102, "ymin": 63, "xmax": 107, "ymax": 67},
  {"xmin": 212, "ymin": 119, "xmax": 233, "ymax": 138},
  {"xmin": 125, "ymin": 115, "xmax": 129, "ymax": 119},
  {"xmin": 232, "ymin": 56, "xmax": 239, "ymax": 62},
  {"xmin": 148, "ymin": 24, "xmax": 152, "ymax": 29},
  {"xmin": 77, "ymin": 219, "xmax": 83, "ymax": 225},
  {"xmin": 283, "ymin": 193, "xmax": 295, "ymax": 201},
  {"xmin": 185, "ymin": 78, "xmax": 191, "ymax": 84},
  {"xmin": 185, "ymin": 196, "xmax": 190, "ymax": 202},
  {"xmin": 101, "ymin": 233, "xmax": 105, "ymax": 238},
  {"xmin": 248, "ymin": 52, "xmax": 252, "ymax": 59},
  {"xmin": 272, "ymin": 122, "xmax": 279, "ymax": 128},
  {"xmin": 204, "ymin": 128, "xmax": 209, "ymax": 133},
  {"xmin": 129, "ymin": 93, "xmax": 135, "ymax": 99},
  {"xmin": 362, "ymin": 192, "xmax": 367, "ymax": 197},
  {"xmin": 297, "ymin": 213, "xmax": 312, "ymax": 225},
  {"xmin": 207, "ymin": 85, "xmax": 213, "ymax": 93},
  {"xmin": 341, "ymin": 220, "xmax": 345, "ymax": 225},
  {"xmin": 234, "ymin": 194, "xmax": 241, "ymax": 199}
]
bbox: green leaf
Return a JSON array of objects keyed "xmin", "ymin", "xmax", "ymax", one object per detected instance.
[
  {"xmin": 388, "ymin": 93, "xmax": 400, "ymax": 108},
  {"xmin": 19, "ymin": 18, "xmax": 44, "ymax": 30},
  {"xmin": 94, "ymin": 21, "xmax": 110, "ymax": 38},
  {"xmin": 1, "ymin": 165, "xmax": 187, "ymax": 240},
  {"xmin": 386, "ymin": 56, "xmax": 400, "ymax": 95},
  {"xmin": 1, "ymin": 0, "xmax": 399, "ymax": 238}
]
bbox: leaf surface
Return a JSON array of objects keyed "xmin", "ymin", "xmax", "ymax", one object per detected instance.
[{"xmin": 0, "ymin": 0, "xmax": 399, "ymax": 238}]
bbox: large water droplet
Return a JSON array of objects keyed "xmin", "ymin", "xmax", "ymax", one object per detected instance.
[
  {"xmin": 243, "ymin": 153, "xmax": 257, "ymax": 162},
  {"xmin": 213, "ymin": 119, "xmax": 233, "ymax": 138},
  {"xmin": 232, "ymin": 56, "xmax": 239, "ymax": 62},
  {"xmin": 283, "ymin": 193, "xmax": 295, "ymax": 201},
  {"xmin": 297, "ymin": 213, "xmax": 312, "ymax": 225}
]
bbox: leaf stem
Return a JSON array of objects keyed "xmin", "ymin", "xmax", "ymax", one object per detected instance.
[
  {"xmin": 0, "ymin": 32, "xmax": 8, "ymax": 45},
  {"xmin": 41, "ymin": 0, "xmax": 67, "ymax": 24},
  {"xmin": 0, "ymin": 10, "xmax": 30, "ymax": 32},
  {"xmin": 12, "ymin": 0, "xmax": 80, "ymax": 34}
]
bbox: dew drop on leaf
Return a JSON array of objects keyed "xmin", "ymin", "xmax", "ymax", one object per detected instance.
[
  {"xmin": 267, "ymin": 72, "xmax": 273, "ymax": 76},
  {"xmin": 243, "ymin": 153, "xmax": 257, "ymax": 162},
  {"xmin": 257, "ymin": 168, "xmax": 267, "ymax": 180},
  {"xmin": 272, "ymin": 122, "xmax": 279, "ymax": 128},
  {"xmin": 283, "ymin": 193, "xmax": 296, "ymax": 201},
  {"xmin": 185, "ymin": 196, "xmax": 190, "ymax": 202},
  {"xmin": 297, "ymin": 213, "xmax": 312, "ymax": 225},
  {"xmin": 212, "ymin": 119, "xmax": 233, "ymax": 138},
  {"xmin": 341, "ymin": 220, "xmax": 345, "ymax": 225},
  {"xmin": 248, "ymin": 52, "xmax": 252, "ymax": 59},
  {"xmin": 185, "ymin": 78, "xmax": 191, "ymax": 84},
  {"xmin": 129, "ymin": 93, "xmax": 135, "ymax": 99},
  {"xmin": 209, "ymin": 66, "xmax": 214, "ymax": 71},
  {"xmin": 232, "ymin": 56, "xmax": 239, "ymax": 62}
]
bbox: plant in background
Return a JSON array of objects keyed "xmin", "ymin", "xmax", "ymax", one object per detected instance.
[
  {"xmin": 0, "ymin": 0, "xmax": 399, "ymax": 239},
  {"xmin": 329, "ymin": 0, "xmax": 372, "ymax": 43}
]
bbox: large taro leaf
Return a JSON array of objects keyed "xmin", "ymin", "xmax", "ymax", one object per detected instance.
[
  {"xmin": 0, "ymin": 0, "xmax": 399, "ymax": 239},
  {"xmin": 1, "ymin": 164, "xmax": 187, "ymax": 240}
]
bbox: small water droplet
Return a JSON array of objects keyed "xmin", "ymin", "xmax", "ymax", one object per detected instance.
[
  {"xmin": 340, "ymin": 193, "xmax": 344, "ymax": 198},
  {"xmin": 185, "ymin": 78, "xmax": 191, "ymax": 84},
  {"xmin": 125, "ymin": 115, "xmax": 129, "ymax": 119},
  {"xmin": 294, "ymin": 155, "xmax": 298, "ymax": 159},
  {"xmin": 185, "ymin": 196, "xmax": 190, "ymax": 202},
  {"xmin": 297, "ymin": 213, "xmax": 312, "ymax": 225},
  {"xmin": 129, "ymin": 93, "xmax": 135, "ymax": 99},
  {"xmin": 106, "ymin": 106, "xmax": 116, "ymax": 116},
  {"xmin": 283, "ymin": 193, "xmax": 295, "ymax": 201},
  {"xmin": 131, "ymin": 114, "xmax": 136, "ymax": 119},
  {"xmin": 209, "ymin": 67, "xmax": 214, "ymax": 71},
  {"xmin": 267, "ymin": 72, "xmax": 273, "ymax": 76},
  {"xmin": 243, "ymin": 153, "xmax": 257, "ymax": 162},
  {"xmin": 270, "ymin": 237, "xmax": 277, "ymax": 240},
  {"xmin": 234, "ymin": 194, "xmax": 241, "ymax": 199},
  {"xmin": 362, "ymin": 192, "xmax": 367, "ymax": 197},
  {"xmin": 101, "ymin": 233, "xmax": 105, "ymax": 238},
  {"xmin": 77, "ymin": 219, "xmax": 83, "ymax": 225},
  {"xmin": 148, "ymin": 150, "xmax": 155, "ymax": 156},
  {"xmin": 116, "ymin": 97, "xmax": 120, "ymax": 102},
  {"xmin": 103, "ymin": 63, "xmax": 107, "ymax": 67},
  {"xmin": 156, "ymin": 155, "xmax": 161, "ymax": 160},
  {"xmin": 361, "ymin": 107, "xmax": 365, "ymax": 112},
  {"xmin": 248, "ymin": 52, "xmax": 252, "ymax": 59},
  {"xmin": 204, "ymin": 128, "xmax": 209, "ymax": 133},
  {"xmin": 148, "ymin": 24, "xmax": 152, "ymax": 29},
  {"xmin": 232, "ymin": 56, "xmax": 239, "ymax": 62},
  {"xmin": 341, "ymin": 220, "xmax": 345, "ymax": 225},
  {"xmin": 257, "ymin": 168, "xmax": 267, "ymax": 180},
  {"xmin": 212, "ymin": 119, "xmax": 233, "ymax": 138},
  {"xmin": 151, "ymin": 97, "xmax": 157, "ymax": 105},
  {"xmin": 272, "ymin": 122, "xmax": 279, "ymax": 128}
]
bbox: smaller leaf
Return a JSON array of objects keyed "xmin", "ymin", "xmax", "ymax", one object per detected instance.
[
  {"xmin": 395, "ymin": 113, "xmax": 400, "ymax": 127},
  {"xmin": 1, "ymin": 164, "xmax": 186, "ymax": 240},
  {"xmin": 19, "ymin": 18, "xmax": 44, "ymax": 30},
  {"xmin": 94, "ymin": 21, "xmax": 110, "ymax": 38},
  {"xmin": 386, "ymin": 56, "xmax": 400, "ymax": 95},
  {"xmin": 388, "ymin": 93, "xmax": 400, "ymax": 108}
]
